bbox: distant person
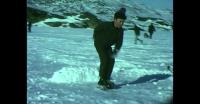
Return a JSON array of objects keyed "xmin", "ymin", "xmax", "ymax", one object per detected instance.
[
  {"xmin": 148, "ymin": 23, "xmax": 156, "ymax": 39},
  {"xmin": 93, "ymin": 7, "xmax": 126, "ymax": 89},
  {"xmin": 132, "ymin": 24, "xmax": 144, "ymax": 44},
  {"xmin": 28, "ymin": 21, "xmax": 32, "ymax": 32}
]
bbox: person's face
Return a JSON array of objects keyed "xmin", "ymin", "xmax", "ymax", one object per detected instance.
[{"xmin": 114, "ymin": 18, "xmax": 125, "ymax": 28}]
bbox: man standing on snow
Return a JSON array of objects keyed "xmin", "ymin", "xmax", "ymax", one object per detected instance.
[
  {"xmin": 148, "ymin": 23, "xmax": 156, "ymax": 39},
  {"xmin": 93, "ymin": 8, "xmax": 126, "ymax": 89},
  {"xmin": 28, "ymin": 21, "xmax": 32, "ymax": 32},
  {"xmin": 132, "ymin": 24, "xmax": 144, "ymax": 44}
]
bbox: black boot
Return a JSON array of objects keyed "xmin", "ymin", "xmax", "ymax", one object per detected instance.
[
  {"xmin": 98, "ymin": 78, "xmax": 115, "ymax": 89},
  {"xmin": 98, "ymin": 78, "xmax": 107, "ymax": 86},
  {"xmin": 105, "ymin": 80, "xmax": 115, "ymax": 89}
]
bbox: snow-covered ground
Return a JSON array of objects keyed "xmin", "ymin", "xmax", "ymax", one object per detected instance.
[{"xmin": 27, "ymin": 25, "xmax": 173, "ymax": 104}]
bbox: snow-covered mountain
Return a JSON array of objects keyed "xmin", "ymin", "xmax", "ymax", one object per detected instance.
[{"xmin": 27, "ymin": 0, "xmax": 173, "ymax": 30}]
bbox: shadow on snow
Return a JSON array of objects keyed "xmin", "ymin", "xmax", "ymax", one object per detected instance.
[{"xmin": 114, "ymin": 73, "xmax": 172, "ymax": 89}]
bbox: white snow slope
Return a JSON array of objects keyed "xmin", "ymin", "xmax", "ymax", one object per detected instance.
[{"xmin": 27, "ymin": 26, "xmax": 173, "ymax": 104}]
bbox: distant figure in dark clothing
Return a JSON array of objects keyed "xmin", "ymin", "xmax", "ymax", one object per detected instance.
[
  {"xmin": 132, "ymin": 24, "xmax": 144, "ymax": 44},
  {"xmin": 148, "ymin": 23, "xmax": 156, "ymax": 39},
  {"xmin": 93, "ymin": 8, "xmax": 126, "ymax": 89},
  {"xmin": 28, "ymin": 21, "xmax": 32, "ymax": 32}
]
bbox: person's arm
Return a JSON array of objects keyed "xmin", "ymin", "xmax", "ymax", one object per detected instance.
[
  {"xmin": 113, "ymin": 29, "xmax": 124, "ymax": 57},
  {"xmin": 140, "ymin": 27, "xmax": 145, "ymax": 31}
]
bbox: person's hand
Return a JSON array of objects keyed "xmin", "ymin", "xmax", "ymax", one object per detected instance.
[
  {"xmin": 111, "ymin": 49, "xmax": 119, "ymax": 58},
  {"xmin": 111, "ymin": 53, "xmax": 117, "ymax": 59}
]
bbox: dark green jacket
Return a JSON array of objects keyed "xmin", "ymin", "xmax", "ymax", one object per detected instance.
[
  {"xmin": 148, "ymin": 24, "xmax": 156, "ymax": 33},
  {"xmin": 93, "ymin": 21, "xmax": 124, "ymax": 51}
]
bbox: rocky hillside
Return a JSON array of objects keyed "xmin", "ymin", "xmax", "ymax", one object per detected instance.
[{"xmin": 27, "ymin": 0, "xmax": 173, "ymax": 30}]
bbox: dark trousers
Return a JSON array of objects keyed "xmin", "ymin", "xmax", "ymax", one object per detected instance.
[
  {"xmin": 28, "ymin": 22, "xmax": 32, "ymax": 32},
  {"xmin": 28, "ymin": 27, "xmax": 31, "ymax": 32},
  {"xmin": 28, "ymin": 25, "xmax": 32, "ymax": 32},
  {"xmin": 94, "ymin": 43, "xmax": 115, "ymax": 81},
  {"xmin": 149, "ymin": 32, "xmax": 153, "ymax": 38}
]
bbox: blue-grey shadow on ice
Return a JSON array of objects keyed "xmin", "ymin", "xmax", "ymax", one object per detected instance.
[{"xmin": 114, "ymin": 74, "xmax": 172, "ymax": 89}]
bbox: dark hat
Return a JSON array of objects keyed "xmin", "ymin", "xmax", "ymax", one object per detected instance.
[
  {"xmin": 114, "ymin": 8, "xmax": 127, "ymax": 20},
  {"xmin": 119, "ymin": 7, "xmax": 126, "ymax": 13}
]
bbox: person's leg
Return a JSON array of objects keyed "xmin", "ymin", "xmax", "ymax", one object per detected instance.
[
  {"xmin": 28, "ymin": 23, "xmax": 31, "ymax": 32},
  {"xmin": 28, "ymin": 27, "xmax": 31, "ymax": 32},
  {"xmin": 107, "ymin": 47, "xmax": 115, "ymax": 80},
  {"xmin": 135, "ymin": 35, "xmax": 138, "ymax": 44},
  {"xmin": 149, "ymin": 32, "xmax": 153, "ymax": 39},
  {"xmin": 94, "ymin": 44, "xmax": 110, "ymax": 84},
  {"xmin": 104, "ymin": 47, "xmax": 115, "ymax": 88},
  {"xmin": 139, "ymin": 38, "xmax": 143, "ymax": 44}
]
